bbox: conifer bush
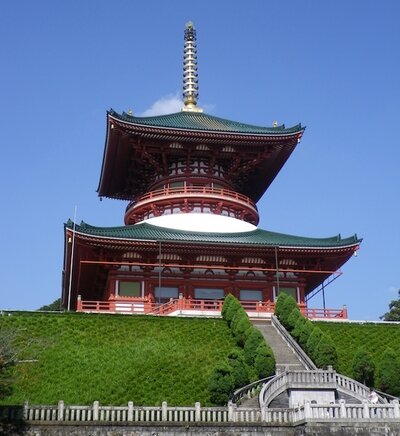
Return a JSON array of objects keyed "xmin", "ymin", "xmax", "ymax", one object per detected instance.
[
  {"xmin": 287, "ymin": 307, "xmax": 302, "ymax": 331},
  {"xmin": 351, "ymin": 347, "xmax": 375, "ymax": 387},
  {"xmin": 224, "ymin": 298, "xmax": 242, "ymax": 327},
  {"xmin": 306, "ymin": 326, "xmax": 323, "ymax": 359},
  {"xmin": 231, "ymin": 311, "xmax": 252, "ymax": 347},
  {"xmin": 292, "ymin": 316, "xmax": 307, "ymax": 341},
  {"xmin": 298, "ymin": 319, "xmax": 314, "ymax": 349},
  {"xmin": 208, "ymin": 362, "xmax": 235, "ymax": 405},
  {"xmin": 279, "ymin": 295, "xmax": 298, "ymax": 329},
  {"xmin": 314, "ymin": 334, "xmax": 338, "ymax": 369},
  {"xmin": 243, "ymin": 327, "xmax": 265, "ymax": 366},
  {"xmin": 377, "ymin": 347, "xmax": 400, "ymax": 397},
  {"xmin": 227, "ymin": 349, "xmax": 250, "ymax": 389},
  {"xmin": 254, "ymin": 343, "xmax": 275, "ymax": 379},
  {"xmin": 221, "ymin": 294, "xmax": 235, "ymax": 320},
  {"xmin": 274, "ymin": 292, "xmax": 288, "ymax": 319}
]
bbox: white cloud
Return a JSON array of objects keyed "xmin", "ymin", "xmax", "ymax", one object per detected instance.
[{"xmin": 141, "ymin": 94, "xmax": 183, "ymax": 116}]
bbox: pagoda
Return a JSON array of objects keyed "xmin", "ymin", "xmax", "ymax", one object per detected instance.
[{"xmin": 62, "ymin": 23, "xmax": 360, "ymax": 317}]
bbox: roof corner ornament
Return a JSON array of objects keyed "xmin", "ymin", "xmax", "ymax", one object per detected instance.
[{"xmin": 182, "ymin": 22, "xmax": 203, "ymax": 113}]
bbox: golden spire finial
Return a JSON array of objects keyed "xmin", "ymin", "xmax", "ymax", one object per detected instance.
[{"xmin": 182, "ymin": 22, "xmax": 203, "ymax": 112}]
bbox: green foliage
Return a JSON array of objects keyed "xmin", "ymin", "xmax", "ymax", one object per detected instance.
[
  {"xmin": 279, "ymin": 296, "xmax": 298, "ymax": 329},
  {"xmin": 227, "ymin": 350, "xmax": 250, "ymax": 389},
  {"xmin": 254, "ymin": 343, "xmax": 275, "ymax": 379},
  {"xmin": 305, "ymin": 326, "xmax": 323, "ymax": 359},
  {"xmin": 297, "ymin": 319, "xmax": 314, "ymax": 349},
  {"xmin": 221, "ymin": 294, "xmax": 235, "ymax": 320},
  {"xmin": 231, "ymin": 311, "xmax": 252, "ymax": 347},
  {"xmin": 243, "ymin": 327, "xmax": 264, "ymax": 366},
  {"xmin": 224, "ymin": 297, "xmax": 242, "ymax": 327},
  {"xmin": 314, "ymin": 334, "xmax": 338, "ymax": 369},
  {"xmin": 0, "ymin": 329, "xmax": 15, "ymax": 399},
  {"xmin": 274, "ymin": 292, "xmax": 288, "ymax": 319},
  {"xmin": 38, "ymin": 298, "xmax": 62, "ymax": 311},
  {"xmin": 292, "ymin": 316, "xmax": 307, "ymax": 341},
  {"xmin": 380, "ymin": 290, "xmax": 400, "ymax": 321},
  {"xmin": 377, "ymin": 348, "xmax": 400, "ymax": 397},
  {"xmin": 208, "ymin": 362, "xmax": 234, "ymax": 406},
  {"xmin": 315, "ymin": 322, "xmax": 400, "ymax": 379},
  {"xmin": 286, "ymin": 307, "xmax": 302, "ymax": 331},
  {"xmin": 352, "ymin": 347, "xmax": 375, "ymax": 387},
  {"xmin": 0, "ymin": 313, "xmax": 235, "ymax": 406}
]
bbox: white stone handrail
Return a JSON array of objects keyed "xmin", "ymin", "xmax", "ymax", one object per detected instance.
[
  {"xmin": 259, "ymin": 369, "xmax": 379, "ymax": 408},
  {"xmin": 230, "ymin": 375, "xmax": 274, "ymax": 405},
  {"xmin": 271, "ymin": 315, "xmax": 317, "ymax": 370},
  {"xmin": 1, "ymin": 399, "xmax": 399, "ymax": 424}
]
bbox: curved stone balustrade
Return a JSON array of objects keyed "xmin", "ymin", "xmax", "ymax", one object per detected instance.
[{"xmin": 259, "ymin": 369, "xmax": 381, "ymax": 409}]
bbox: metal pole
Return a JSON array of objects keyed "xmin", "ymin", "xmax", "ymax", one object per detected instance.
[
  {"xmin": 67, "ymin": 205, "xmax": 77, "ymax": 311},
  {"xmin": 274, "ymin": 246, "xmax": 280, "ymax": 298},
  {"xmin": 322, "ymin": 281, "xmax": 326, "ymax": 312}
]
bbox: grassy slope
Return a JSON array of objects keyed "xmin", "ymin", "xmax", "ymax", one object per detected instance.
[
  {"xmin": 315, "ymin": 321, "xmax": 400, "ymax": 378},
  {"xmin": 0, "ymin": 312, "xmax": 235, "ymax": 406}
]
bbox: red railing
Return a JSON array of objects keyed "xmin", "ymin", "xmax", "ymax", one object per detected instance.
[
  {"xmin": 125, "ymin": 186, "xmax": 257, "ymax": 212},
  {"xmin": 76, "ymin": 297, "xmax": 348, "ymax": 319}
]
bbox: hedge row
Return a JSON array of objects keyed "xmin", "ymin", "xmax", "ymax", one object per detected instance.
[
  {"xmin": 209, "ymin": 294, "xmax": 276, "ymax": 405},
  {"xmin": 275, "ymin": 293, "xmax": 338, "ymax": 369}
]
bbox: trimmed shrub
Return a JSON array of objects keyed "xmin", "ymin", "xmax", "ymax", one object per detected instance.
[
  {"xmin": 227, "ymin": 349, "xmax": 250, "ymax": 389},
  {"xmin": 279, "ymin": 295, "xmax": 298, "ymax": 329},
  {"xmin": 298, "ymin": 319, "xmax": 314, "ymax": 349},
  {"xmin": 314, "ymin": 334, "xmax": 338, "ymax": 369},
  {"xmin": 208, "ymin": 362, "xmax": 235, "ymax": 406},
  {"xmin": 292, "ymin": 316, "xmax": 307, "ymax": 341},
  {"xmin": 225, "ymin": 297, "xmax": 242, "ymax": 327},
  {"xmin": 254, "ymin": 343, "xmax": 276, "ymax": 379},
  {"xmin": 287, "ymin": 307, "xmax": 303, "ymax": 331},
  {"xmin": 306, "ymin": 326, "xmax": 323, "ymax": 359},
  {"xmin": 377, "ymin": 348, "xmax": 400, "ymax": 397},
  {"xmin": 231, "ymin": 311, "xmax": 252, "ymax": 347},
  {"xmin": 244, "ymin": 327, "xmax": 265, "ymax": 366},
  {"xmin": 221, "ymin": 294, "xmax": 235, "ymax": 320},
  {"xmin": 352, "ymin": 347, "xmax": 375, "ymax": 387},
  {"xmin": 274, "ymin": 292, "xmax": 288, "ymax": 319}
]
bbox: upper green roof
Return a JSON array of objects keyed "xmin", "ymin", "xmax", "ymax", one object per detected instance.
[
  {"xmin": 109, "ymin": 109, "xmax": 304, "ymax": 136},
  {"xmin": 66, "ymin": 220, "xmax": 360, "ymax": 249}
]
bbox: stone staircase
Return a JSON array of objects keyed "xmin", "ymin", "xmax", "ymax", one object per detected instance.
[
  {"xmin": 238, "ymin": 319, "xmax": 306, "ymax": 408},
  {"xmin": 252, "ymin": 319, "xmax": 306, "ymax": 372}
]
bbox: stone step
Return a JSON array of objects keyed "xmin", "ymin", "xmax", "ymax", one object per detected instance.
[{"xmin": 252, "ymin": 320, "xmax": 307, "ymax": 370}]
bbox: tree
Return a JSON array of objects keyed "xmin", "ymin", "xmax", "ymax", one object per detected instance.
[
  {"xmin": 227, "ymin": 349, "xmax": 250, "ymax": 389},
  {"xmin": 221, "ymin": 294, "xmax": 235, "ymax": 320},
  {"xmin": 274, "ymin": 292, "xmax": 288, "ymax": 319},
  {"xmin": 305, "ymin": 326, "xmax": 323, "ymax": 360},
  {"xmin": 380, "ymin": 290, "xmax": 400, "ymax": 321},
  {"xmin": 254, "ymin": 343, "xmax": 275, "ymax": 379},
  {"xmin": 224, "ymin": 297, "xmax": 242, "ymax": 327},
  {"xmin": 297, "ymin": 319, "xmax": 314, "ymax": 349},
  {"xmin": 313, "ymin": 334, "xmax": 338, "ymax": 370},
  {"xmin": 243, "ymin": 327, "xmax": 265, "ymax": 366},
  {"xmin": 208, "ymin": 362, "xmax": 235, "ymax": 405},
  {"xmin": 279, "ymin": 295, "xmax": 298, "ymax": 329},
  {"xmin": 352, "ymin": 347, "xmax": 375, "ymax": 387},
  {"xmin": 231, "ymin": 311, "xmax": 252, "ymax": 347},
  {"xmin": 287, "ymin": 307, "xmax": 303, "ymax": 331},
  {"xmin": 38, "ymin": 298, "xmax": 62, "ymax": 311},
  {"xmin": 377, "ymin": 347, "xmax": 400, "ymax": 397}
]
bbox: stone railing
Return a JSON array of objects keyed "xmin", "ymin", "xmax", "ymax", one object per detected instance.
[
  {"xmin": 230, "ymin": 376, "xmax": 274, "ymax": 405},
  {"xmin": 1, "ymin": 399, "xmax": 399, "ymax": 424},
  {"xmin": 271, "ymin": 315, "xmax": 317, "ymax": 370},
  {"xmin": 259, "ymin": 369, "xmax": 377, "ymax": 408}
]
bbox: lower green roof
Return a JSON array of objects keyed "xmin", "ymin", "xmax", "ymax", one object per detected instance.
[{"xmin": 65, "ymin": 220, "xmax": 361, "ymax": 249}]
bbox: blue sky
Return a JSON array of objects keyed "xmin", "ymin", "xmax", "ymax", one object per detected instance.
[{"xmin": 1, "ymin": 1, "xmax": 399, "ymax": 320}]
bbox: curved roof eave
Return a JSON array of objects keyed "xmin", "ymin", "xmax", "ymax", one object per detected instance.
[
  {"xmin": 107, "ymin": 109, "xmax": 305, "ymax": 137},
  {"xmin": 64, "ymin": 220, "xmax": 361, "ymax": 251}
]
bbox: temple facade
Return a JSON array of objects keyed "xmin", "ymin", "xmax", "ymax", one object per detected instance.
[{"xmin": 62, "ymin": 23, "xmax": 360, "ymax": 317}]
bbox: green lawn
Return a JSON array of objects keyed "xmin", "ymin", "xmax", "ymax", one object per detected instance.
[
  {"xmin": 314, "ymin": 321, "xmax": 400, "ymax": 378},
  {"xmin": 0, "ymin": 312, "xmax": 235, "ymax": 406}
]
